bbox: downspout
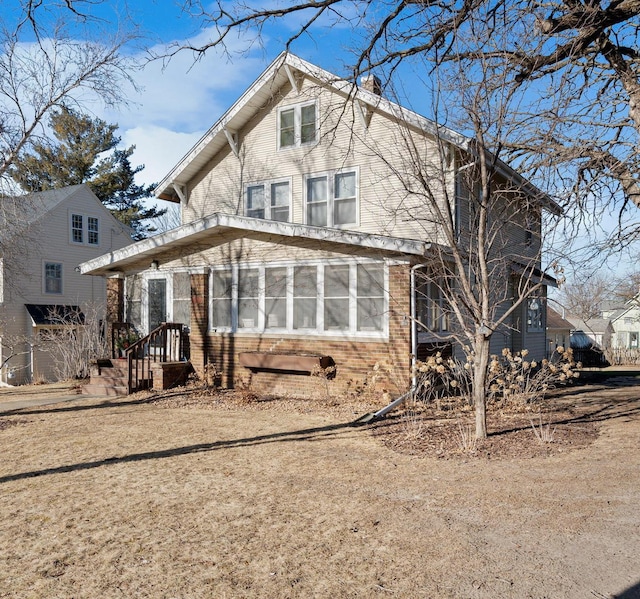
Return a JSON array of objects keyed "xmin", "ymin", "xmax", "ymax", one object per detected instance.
[{"xmin": 353, "ymin": 262, "xmax": 429, "ymax": 425}]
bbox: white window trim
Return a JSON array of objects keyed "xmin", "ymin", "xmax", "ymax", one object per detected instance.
[
  {"xmin": 69, "ymin": 210, "xmax": 100, "ymax": 247},
  {"xmin": 304, "ymin": 167, "xmax": 359, "ymax": 228},
  {"xmin": 277, "ymin": 100, "xmax": 319, "ymax": 150},
  {"xmin": 43, "ymin": 261, "xmax": 63, "ymax": 295},
  {"xmin": 245, "ymin": 177, "xmax": 292, "ymax": 222},
  {"xmin": 209, "ymin": 258, "xmax": 388, "ymax": 339}
]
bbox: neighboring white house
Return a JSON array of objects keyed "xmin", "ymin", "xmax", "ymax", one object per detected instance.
[
  {"xmin": 602, "ymin": 294, "xmax": 640, "ymax": 350},
  {"xmin": 566, "ymin": 316, "xmax": 614, "ymax": 349},
  {"xmin": 0, "ymin": 184, "xmax": 132, "ymax": 384},
  {"xmin": 80, "ymin": 52, "xmax": 559, "ymax": 398}
]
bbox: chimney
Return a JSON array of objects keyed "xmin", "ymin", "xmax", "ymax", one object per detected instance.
[{"xmin": 360, "ymin": 74, "xmax": 382, "ymax": 95}]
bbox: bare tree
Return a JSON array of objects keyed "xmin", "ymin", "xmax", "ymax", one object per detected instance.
[
  {"xmin": 0, "ymin": 1, "xmax": 139, "ymax": 289},
  {"xmin": 556, "ymin": 273, "xmax": 616, "ymax": 320}
]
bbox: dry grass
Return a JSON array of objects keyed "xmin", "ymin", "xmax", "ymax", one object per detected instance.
[{"xmin": 0, "ymin": 378, "xmax": 639, "ymax": 598}]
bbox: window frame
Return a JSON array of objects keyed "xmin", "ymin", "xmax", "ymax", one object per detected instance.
[
  {"xmin": 208, "ymin": 260, "xmax": 387, "ymax": 338},
  {"xmin": 44, "ymin": 261, "xmax": 63, "ymax": 295},
  {"xmin": 304, "ymin": 167, "xmax": 359, "ymax": 228},
  {"xmin": 527, "ymin": 296, "xmax": 544, "ymax": 333},
  {"xmin": 70, "ymin": 211, "xmax": 100, "ymax": 247},
  {"xmin": 245, "ymin": 178, "xmax": 292, "ymax": 222},
  {"xmin": 277, "ymin": 100, "xmax": 319, "ymax": 150}
]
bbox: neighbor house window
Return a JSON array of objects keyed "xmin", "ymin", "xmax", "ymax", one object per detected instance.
[
  {"xmin": 45, "ymin": 262, "xmax": 63, "ymax": 294},
  {"xmin": 71, "ymin": 214, "xmax": 83, "ymax": 243},
  {"xmin": 246, "ymin": 180, "xmax": 291, "ymax": 222},
  {"xmin": 278, "ymin": 101, "xmax": 317, "ymax": 149},
  {"xmin": 88, "ymin": 217, "xmax": 99, "ymax": 245},
  {"xmin": 305, "ymin": 169, "xmax": 358, "ymax": 227},
  {"xmin": 209, "ymin": 261, "xmax": 386, "ymax": 336},
  {"xmin": 527, "ymin": 297, "xmax": 544, "ymax": 332},
  {"xmin": 70, "ymin": 213, "xmax": 100, "ymax": 246}
]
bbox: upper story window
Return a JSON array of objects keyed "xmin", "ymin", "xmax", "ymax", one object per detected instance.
[
  {"xmin": 70, "ymin": 213, "xmax": 99, "ymax": 246},
  {"xmin": 306, "ymin": 169, "xmax": 358, "ymax": 227},
  {"xmin": 278, "ymin": 101, "xmax": 317, "ymax": 149},
  {"xmin": 44, "ymin": 262, "xmax": 62, "ymax": 294},
  {"xmin": 246, "ymin": 179, "xmax": 291, "ymax": 222},
  {"xmin": 71, "ymin": 214, "xmax": 83, "ymax": 243}
]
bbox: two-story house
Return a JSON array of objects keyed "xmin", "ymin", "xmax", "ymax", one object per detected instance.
[
  {"xmin": 0, "ymin": 184, "xmax": 132, "ymax": 384},
  {"xmin": 80, "ymin": 53, "xmax": 558, "ymax": 397},
  {"xmin": 601, "ymin": 294, "xmax": 640, "ymax": 350}
]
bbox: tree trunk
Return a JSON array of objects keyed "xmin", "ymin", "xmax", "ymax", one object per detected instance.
[{"xmin": 473, "ymin": 335, "xmax": 491, "ymax": 440}]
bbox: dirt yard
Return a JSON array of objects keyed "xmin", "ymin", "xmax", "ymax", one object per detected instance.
[{"xmin": 0, "ymin": 375, "xmax": 638, "ymax": 598}]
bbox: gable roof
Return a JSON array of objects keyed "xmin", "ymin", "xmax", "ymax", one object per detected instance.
[
  {"xmin": 566, "ymin": 316, "xmax": 613, "ymax": 334},
  {"xmin": 0, "ymin": 184, "xmax": 132, "ymax": 242},
  {"xmin": 79, "ymin": 212, "xmax": 432, "ymax": 276},
  {"xmin": 547, "ymin": 307, "xmax": 572, "ymax": 331},
  {"xmin": 155, "ymin": 52, "xmax": 560, "ymax": 214}
]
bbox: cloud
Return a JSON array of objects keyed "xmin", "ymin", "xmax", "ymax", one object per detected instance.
[{"xmin": 101, "ymin": 27, "xmax": 270, "ymax": 183}]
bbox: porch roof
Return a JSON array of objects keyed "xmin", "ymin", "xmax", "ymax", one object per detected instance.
[{"xmin": 79, "ymin": 213, "xmax": 432, "ymax": 276}]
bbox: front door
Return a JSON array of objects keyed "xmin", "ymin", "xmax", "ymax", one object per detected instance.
[{"xmin": 148, "ymin": 278, "xmax": 167, "ymax": 332}]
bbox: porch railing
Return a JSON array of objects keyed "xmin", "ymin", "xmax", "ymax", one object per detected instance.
[{"xmin": 123, "ymin": 323, "xmax": 187, "ymax": 393}]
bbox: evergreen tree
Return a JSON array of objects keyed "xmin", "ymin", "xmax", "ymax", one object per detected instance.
[{"xmin": 10, "ymin": 106, "xmax": 166, "ymax": 240}]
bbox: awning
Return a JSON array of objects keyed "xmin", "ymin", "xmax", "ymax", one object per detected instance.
[
  {"xmin": 25, "ymin": 304, "xmax": 85, "ymax": 326},
  {"xmin": 79, "ymin": 212, "xmax": 433, "ymax": 276}
]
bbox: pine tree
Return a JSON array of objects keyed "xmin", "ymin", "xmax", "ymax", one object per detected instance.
[{"xmin": 11, "ymin": 106, "xmax": 166, "ymax": 240}]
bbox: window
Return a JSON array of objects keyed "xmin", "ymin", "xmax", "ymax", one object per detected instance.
[
  {"xmin": 306, "ymin": 169, "xmax": 357, "ymax": 227},
  {"xmin": 210, "ymin": 261, "xmax": 386, "ymax": 336},
  {"xmin": 527, "ymin": 297, "xmax": 543, "ymax": 332},
  {"xmin": 70, "ymin": 213, "xmax": 100, "ymax": 246},
  {"xmin": 246, "ymin": 180, "xmax": 290, "ymax": 222},
  {"xmin": 416, "ymin": 275, "xmax": 449, "ymax": 333},
  {"xmin": 71, "ymin": 214, "xmax": 83, "ymax": 243},
  {"xmin": 211, "ymin": 270, "xmax": 232, "ymax": 329},
  {"xmin": 357, "ymin": 264, "xmax": 385, "ymax": 331},
  {"xmin": 238, "ymin": 269, "xmax": 259, "ymax": 328},
  {"xmin": 265, "ymin": 267, "xmax": 287, "ymax": 329},
  {"xmin": 324, "ymin": 265, "xmax": 350, "ymax": 331},
  {"xmin": 293, "ymin": 266, "xmax": 317, "ymax": 329},
  {"xmin": 88, "ymin": 217, "xmax": 99, "ymax": 245},
  {"xmin": 278, "ymin": 101, "xmax": 317, "ymax": 149},
  {"xmin": 631, "ymin": 332, "xmax": 639, "ymax": 349},
  {"xmin": 45, "ymin": 262, "xmax": 62, "ymax": 294}
]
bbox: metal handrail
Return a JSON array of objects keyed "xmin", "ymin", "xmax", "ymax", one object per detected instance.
[{"xmin": 124, "ymin": 323, "xmax": 185, "ymax": 393}]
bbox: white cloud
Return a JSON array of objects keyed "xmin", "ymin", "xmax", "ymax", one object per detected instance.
[
  {"xmin": 102, "ymin": 27, "xmax": 270, "ymax": 184},
  {"xmin": 120, "ymin": 125, "xmax": 203, "ymax": 187}
]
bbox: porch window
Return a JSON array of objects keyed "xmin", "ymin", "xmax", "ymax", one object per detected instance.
[
  {"xmin": 238, "ymin": 269, "xmax": 259, "ymax": 328},
  {"xmin": 293, "ymin": 266, "xmax": 317, "ymax": 330},
  {"xmin": 246, "ymin": 180, "xmax": 290, "ymax": 222},
  {"xmin": 324, "ymin": 265, "xmax": 350, "ymax": 330},
  {"xmin": 278, "ymin": 101, "xmax": 317, "ymax": 149},
  {"xmin": 305, "ymin": 169, "xmax": 358, "ymax": 227},
  {"xmin": 44, "ymin": 262, "xmax": 63, "ymax": 294},
  {"xmin": 357, "ymin": 264, "xmax": 384, "ymax": 331},
  {"xmin": 211, "ymin": 270, "xmax": 232, "ymax": 329},
  {"xmin": 265, "ymin": 267, "xmax": 287, "ymax": 329},
  {"xmin": 209, "ymin": 261, "xmax": 386, "ymax": 336}
]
